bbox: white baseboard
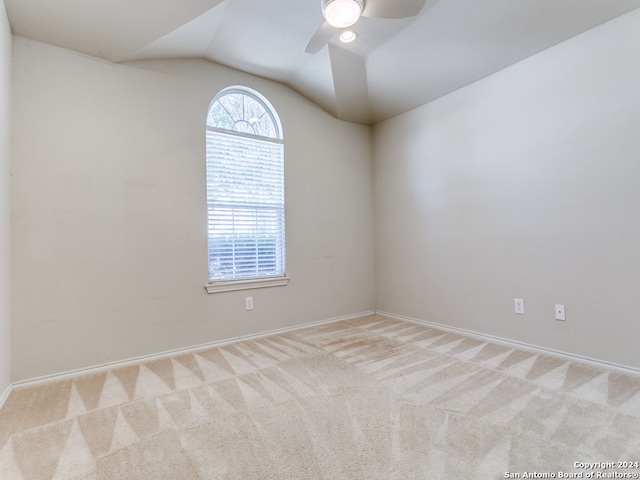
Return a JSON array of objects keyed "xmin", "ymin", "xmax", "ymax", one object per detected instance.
[
  {"xmin": 13, "ymin": 310, "xmax": 377, "ymax": 389},
  {"xmin": 376, "ymin": 310, "xmax": 640, "ymax": 378},
  {"xmin": 13, "ymin": 308, "xmax": 637, "ymax": 391},
  {"xmin": 0, "ymin": 383, "xmax": 11, "ymax": 411}
]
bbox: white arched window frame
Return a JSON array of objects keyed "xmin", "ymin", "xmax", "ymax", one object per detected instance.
[{"xmin": 205, "ymin": 87, "xmax": 288, "ymax": 293}]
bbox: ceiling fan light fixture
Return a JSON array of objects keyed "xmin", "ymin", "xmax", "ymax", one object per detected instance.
[
  {"xmin": 339, "ymin": 30, "xmax": 358, "ymax": 43},
  {"xmin": 322, "ymin": 0, "xmax": 364, "ymax": 28}
]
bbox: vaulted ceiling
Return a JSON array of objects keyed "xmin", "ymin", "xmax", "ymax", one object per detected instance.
[{"xmin": 6, "ymin": 0, "xmax": 640, "ymax": 124}]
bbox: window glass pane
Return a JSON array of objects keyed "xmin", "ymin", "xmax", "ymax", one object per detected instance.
[
  {"xmin": 207, "ymin": 90, "xmax": 280, "ymax": 139},
  {"xmin": 207, "ymin": 101, "xmax": 234, "ymax": 130}
]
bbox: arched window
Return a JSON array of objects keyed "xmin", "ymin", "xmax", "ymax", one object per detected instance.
[{"xmin": 205, "ymin": 87, "xmax": 287, "ymax": 292}]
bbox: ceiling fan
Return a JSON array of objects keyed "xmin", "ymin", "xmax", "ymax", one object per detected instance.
[
  {"xmin": 303, "ymin": 0, "xmax": 428, "ymax": 124},
  {"xmin": 304, "ymin": 0, "xmax": 427, "ymax": 54}
]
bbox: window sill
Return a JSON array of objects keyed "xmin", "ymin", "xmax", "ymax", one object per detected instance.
[{"xmin": 205, "ymin": 276, "xmax": 290, "ymax": 294}]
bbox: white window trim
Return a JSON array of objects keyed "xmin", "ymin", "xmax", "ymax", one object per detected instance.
[
  {"xmin": 205, "ymin": 86, "xmax": 287, "ymax": 291},
  {"xmin": 207, "ymin": 125, "xmax": 284, "ymax": 144},
  {"xmin": 205, "ymin": 276, "xmax": 290, "ymax": 294}
]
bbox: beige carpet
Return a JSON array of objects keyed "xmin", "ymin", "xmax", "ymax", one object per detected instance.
[{"xmin": 1, "ymin": 314, "xmax": 640, "ymax": 479}]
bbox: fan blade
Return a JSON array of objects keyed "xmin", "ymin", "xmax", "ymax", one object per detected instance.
[
  {"xmin": 304, "ymin": 21, "xmax": 336, "ymax": 54},
  {"xmin": 362, "ymin": 0, "xmax": 427, "ymax": 19},
  {"xmin": 328, "ymin": 44, "xmax": 371, "ymax": 124}
]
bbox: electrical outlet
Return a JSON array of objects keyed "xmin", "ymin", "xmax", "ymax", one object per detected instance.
[
  {"xmin": 514, "ymin": 298, "xmax": 525, "ymax": 315},
  {"xmin": 245, "ymin": 296, "xmax": 253, "ymax": 311},
  {"xmin": 555, "ymin": 304, "xmax": 565, "ymax": 321}
]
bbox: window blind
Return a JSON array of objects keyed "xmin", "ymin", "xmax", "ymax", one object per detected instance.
[{"xmin": 206, "ymin": 128, "xmax": 285, "ymax": 282}]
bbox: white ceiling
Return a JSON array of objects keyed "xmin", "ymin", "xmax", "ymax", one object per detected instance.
[{"xmin": 6, "ymin": 0, "xmax": 640, "ymax": 124}]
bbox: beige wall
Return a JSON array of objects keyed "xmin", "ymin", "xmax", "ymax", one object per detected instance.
[
  {"xmin": 11, "ymin": 38, "xmax": 375, "ymax": 380},
  {"xmin": 0, "ymin": 0, "xmax": 11, "ymax": 395},
  {"xmin": 374, "ymin": 9, "xmax": 640, "ymax": 369}
]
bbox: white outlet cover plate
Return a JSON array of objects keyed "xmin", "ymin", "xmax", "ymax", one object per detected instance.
[{"xmin": 514, "ymin": 298, "xmax": 525, "ymax": 315}]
